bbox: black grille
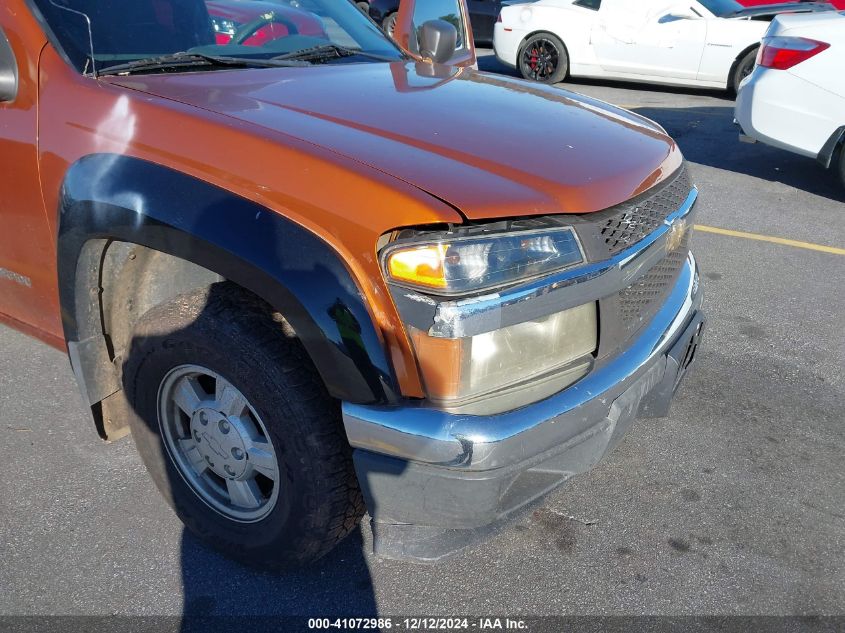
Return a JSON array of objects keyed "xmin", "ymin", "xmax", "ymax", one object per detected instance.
[
  {"xmin": 618, "ymin": 234, "xmax": 690, "ymax": 336},
  {"xmin": 598, "ymin": 166, "xmax": 693, "ymax": 256}
]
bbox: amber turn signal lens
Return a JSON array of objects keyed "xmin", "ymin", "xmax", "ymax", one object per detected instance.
[{"xmin": 386, "ymin": 244, "xmax": 449, "ymax": 289}]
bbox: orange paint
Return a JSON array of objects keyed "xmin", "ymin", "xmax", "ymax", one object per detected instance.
[{"xmin": 0, "ymin": 0, "xmax": 680, "ymax": 399}]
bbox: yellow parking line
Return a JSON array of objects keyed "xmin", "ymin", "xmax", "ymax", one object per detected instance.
[{"xmin": 695, "ymin": 224, "xmax": 845, "ymax": 256}]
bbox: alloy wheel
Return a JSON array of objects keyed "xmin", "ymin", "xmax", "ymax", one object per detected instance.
[
  {"xmin": 522, "ymin": 39, "xmax": 560, "ymax": 81},
  {"xmin": 157, "ymin": 365, "xmax": 280, "ymax": 522}
]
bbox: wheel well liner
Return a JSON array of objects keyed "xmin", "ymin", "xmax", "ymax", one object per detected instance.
[{"xmin": 58, "ymin": 154, "xmax": 399, "ymax": 437}]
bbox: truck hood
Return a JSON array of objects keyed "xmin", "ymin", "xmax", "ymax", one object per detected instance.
[
  {"xmin": 109, "ymin": 61, "xmax": 681, "ymax": 220},
  {"xmin": 727, "ymin": 2, "xmax": 836, "ymax": 18}
]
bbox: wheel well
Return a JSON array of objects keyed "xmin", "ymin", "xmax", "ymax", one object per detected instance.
[
  {"xmin": 99, "ymin": 242, "xmax": 223, "ymax": 363},
  {"xmin": 728, "ymin": 44, "xmax": 759, "ymax": 89},
  {"xmin": 81, "ymin": 241, "xmax": 297, "ymax": 440}
]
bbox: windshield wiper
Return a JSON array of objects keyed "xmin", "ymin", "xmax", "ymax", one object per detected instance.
[
  {"xmin": 96, "ymin": 52, "xmax": 307, "ymax": 77},
  {"xmin": 271, "ymin": 44, "xmax": 400, "ymax": 64}
]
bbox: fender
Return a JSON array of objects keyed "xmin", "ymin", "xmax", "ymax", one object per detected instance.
[{"xmin": 57, "ymin": 154, "xmax": 400, "ymax": 410}]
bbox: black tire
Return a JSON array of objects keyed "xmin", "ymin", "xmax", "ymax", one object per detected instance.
[
  {"xmin": 732, "ymin": 48, "xmax": 758, "ymax": 93},
  {"xmin": 838, "ymin": 146, "xmax": 845, "ymax": 189},
  {"xmin": 518, "ymin": 33, "xmax": 569, "ymax": 84},
  {"xmin": 123, "ymin": 283, "xmax": 364, "ymax": 569},
  {"xmin": 382, "ymin": 12, "xmax": 397, "ymax": 39},
  {"xmin": 356, "ymin": 1, "xmax": 369, "ymax": 12}
]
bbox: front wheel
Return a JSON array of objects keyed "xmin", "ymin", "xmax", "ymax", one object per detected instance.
[
  {"xmin": 732, "ymin": 48, "xmax": 758, "ymax": 93},
  {"xmin": 123, "ymin": 283, "xmax": 364, "ymax": 569},
  {"xmin": 519, "ymin": 33, "xmax": 569, "ymax": 84}
]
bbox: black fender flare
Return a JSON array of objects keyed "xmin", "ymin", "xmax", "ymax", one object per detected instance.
[{"xmin": 57, "ymin": 154, "xmax": 399, "ymax": 407}]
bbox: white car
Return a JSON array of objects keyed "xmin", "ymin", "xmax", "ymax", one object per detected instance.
[
  {"xmin": 735, "ymin": 12, "xmax": 845, "ymax": 186},
  {"xmin": 494, "ymin": 0, "xmax": 835, "ymax": 89}
]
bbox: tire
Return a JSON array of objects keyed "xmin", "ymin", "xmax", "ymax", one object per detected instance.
[
  {"xmin": 356, "ymin": 1, "xmax": 369, "ymax": 12},
  {"xmin": 123, "ymin": 283, "xmax": 364, "ymax": 569},
  {"xmin": 518, "ymin": 33, "xmax": 569, "ymax": 84},
  {"xmin": 382, "ymin": 12, "xmax": 397, "ymax": 39},
  {"xmin": 838, "ymin": 146, "xmax": 845, "ymax": 189},
  {"xmin": 732, "ymin": 48, "xmax": 758, "ymax": 93}
]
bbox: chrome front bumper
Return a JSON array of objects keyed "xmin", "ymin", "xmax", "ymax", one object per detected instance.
[{"xmin": 343, "ymin": 251, "xmax": 704, "ymax": 561}]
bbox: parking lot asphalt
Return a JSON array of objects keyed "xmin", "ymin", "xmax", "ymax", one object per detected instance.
[{"xmin": 1, "ymin": 50, "xmax": 843, "ymax": 619}]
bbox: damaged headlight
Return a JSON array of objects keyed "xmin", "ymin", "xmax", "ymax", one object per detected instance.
[
  {"xmin": 382, "ymin": 227, "xmax": 584, "ymax": 295},
  {"xmin": 381, "ymin": 224, "xmax": 596, "ymax": 414}
]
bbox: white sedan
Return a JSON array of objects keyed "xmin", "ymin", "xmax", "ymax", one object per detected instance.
[
  {"xmin": 735, "ymin": 12, "xmax": 845, "ymax": 186},
  {"xmin": 494, "ymin": 0, "xmax": 835, "ymax": 90}
]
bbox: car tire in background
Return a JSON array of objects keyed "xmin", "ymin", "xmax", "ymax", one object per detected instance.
[
  {"xmin": 518, "ymin": 33, "xmax": 569, "ymax": 84},
  {"xmin": 732, "ymin": 48, "xmax": 758, "ymax": 93},
  {"xmin": 382, "ymin": 12, "xmax": 398, "ymax": 38},
  {"xmin": 123, "ymin": 283, "xmax": 364, "ymax": 569},
  {"xmin": 838, "ymin": 146, "xmax": 845, "ymax": 188},
  {"xmin": 357, "ymin": 1, "xmax": 369, "ymax": 12}
]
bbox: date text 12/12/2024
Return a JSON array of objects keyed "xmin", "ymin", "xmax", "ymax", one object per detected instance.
[{"xmin": 307, "ymin": 618, "xmax": 529, "ymax": 630}]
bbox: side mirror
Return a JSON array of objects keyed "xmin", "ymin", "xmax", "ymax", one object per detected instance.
[
  {"xmin": 395, "ymin": 0, "xmax": 476, "ymax": 67},
  {"xmin": 419, "ymin": 19, "xmax": 458, "ymax": 64},
  {"xmin": 0, "ymin": 29, "xmax": 18, "ymax": 103}
]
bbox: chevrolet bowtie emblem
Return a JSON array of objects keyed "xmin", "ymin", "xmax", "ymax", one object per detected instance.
[{"xmin": 666, "ymin": 218, "xmax": 689, "ymax": 253}]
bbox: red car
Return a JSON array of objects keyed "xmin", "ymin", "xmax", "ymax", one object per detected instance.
[
  {"xmin": 205, "ymin": 0, "xmax": 327, "ymax": 46},
  {"xmin": 739, "ymin": 0, "xmax": 845, "ymax": 9}
]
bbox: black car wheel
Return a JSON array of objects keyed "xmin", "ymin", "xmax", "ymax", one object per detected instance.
[
  {"xmin": 519, "ymin": 33, "xmax": 569, "ymax": 84},
  {"xmin": 732, "ymin": 48, "xmax": 758, "ymax": 93},
  {"xmin": 123, "ymin": 283, "xmax": 364, "ymax": 569}
]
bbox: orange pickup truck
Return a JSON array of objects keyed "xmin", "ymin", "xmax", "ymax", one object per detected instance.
[{"xmin": 0, "ymin": 0, "xmax": 703, "ymax": 566}]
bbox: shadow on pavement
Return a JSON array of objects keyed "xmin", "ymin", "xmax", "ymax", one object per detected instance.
[
  {"xmin": 632, "ymin": 105, "xmax": 845, "ymax": 203},
  {"xmin": 179, "ymin": 525, "xmax": 377, "ymax": 622}
]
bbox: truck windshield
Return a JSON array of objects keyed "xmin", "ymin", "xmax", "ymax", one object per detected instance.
[
  {"xmin": 696, "ymin": 0, "xmax": 744, "ymax": 17},
  {"xmin": 31, "ymin": 0, "xmax": 405, "ymax": 75}
]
